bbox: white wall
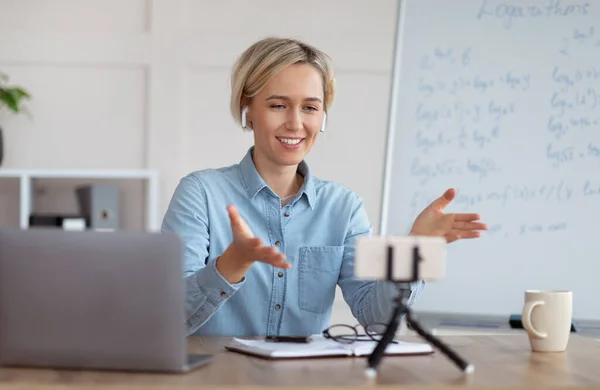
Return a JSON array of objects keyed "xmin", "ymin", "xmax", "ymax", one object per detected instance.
[{"xmin": 0, "ymin": 0, "xmax": 399, "ymax": 325}]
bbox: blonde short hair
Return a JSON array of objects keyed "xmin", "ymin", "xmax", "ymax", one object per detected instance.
[{"xmin": 230, "ymin": 37, "xmax": 335, "ymax": 127}]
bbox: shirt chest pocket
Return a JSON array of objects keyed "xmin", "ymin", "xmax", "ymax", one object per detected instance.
[{"xmin": 298, "ymin": 245, "xmax": 344, "ymax": 314}]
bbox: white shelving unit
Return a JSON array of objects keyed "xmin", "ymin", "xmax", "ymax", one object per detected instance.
[{"xmin": 0, "ymin": 169, "xmax": 159, "ymax": 231}]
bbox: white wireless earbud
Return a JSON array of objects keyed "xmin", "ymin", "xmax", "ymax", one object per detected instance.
[
  {"xmin": 320, "ymin": 112, "xmax": 327, "ymax": 133},
  {"xmin": 241, "ymin": 106, "xmax": 248, "ymax": 128}
]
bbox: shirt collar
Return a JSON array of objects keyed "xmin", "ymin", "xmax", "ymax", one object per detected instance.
[{"xmin": 239, "ymin": 146, "xmax": 316, "ymax": 209}]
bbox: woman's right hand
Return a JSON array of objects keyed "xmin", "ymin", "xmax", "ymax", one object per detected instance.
[{"xmin": 216, "ymin": 205, "xmax": 290, "ymax": 284}]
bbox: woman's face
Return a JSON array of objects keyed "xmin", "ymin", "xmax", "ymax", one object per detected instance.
[{"xmin": 246, "ymin": 63, "xmax": 325, "ymax": 168}]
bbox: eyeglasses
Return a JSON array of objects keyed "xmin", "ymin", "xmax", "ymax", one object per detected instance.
[{"xmin": 322, "ymin": 323, "xmax": 398, "ymax": 344}]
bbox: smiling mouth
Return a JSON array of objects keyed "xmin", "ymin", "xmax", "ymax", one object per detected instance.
[{"xmin": 276, "ymin": 137, "xmax": 305, "ymax": 146}]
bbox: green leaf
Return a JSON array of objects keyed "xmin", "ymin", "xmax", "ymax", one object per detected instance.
[
  {"xmin": 7, "ymin": 88, "xmax": 29, "ymax": 104},
  {"xmin": 0, "ymin": 89, "xmax": 19, "ymax": 113},
  {"xmin": 14, "ymin": 87, "xmax": 31, "ymax": 99},
  {"xmin": 0, "ymin": 74, "xmax": 32, "ymax": 117}
]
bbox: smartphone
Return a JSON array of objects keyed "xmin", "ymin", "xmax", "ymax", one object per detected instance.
[
  {"xmin": 354, "ymin": 235, "xmax": 447, "ymax": 282},
  {"xmin": 265, "ymin": 336, "xmax": 310, "ymax": 343}
]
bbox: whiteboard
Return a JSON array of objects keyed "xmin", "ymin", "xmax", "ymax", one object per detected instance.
[{"xmin": 380, "ymin": 0, "xmax": 600, "ymax": 320}]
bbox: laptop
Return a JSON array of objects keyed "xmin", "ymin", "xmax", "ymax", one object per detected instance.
[{"xmin": 0, "ymin": 228, "xmax": 213, "ymax": 373}]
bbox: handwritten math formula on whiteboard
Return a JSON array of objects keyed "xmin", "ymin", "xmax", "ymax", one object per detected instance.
[{"xmin": 383, "ymin": 0, "xmax": 600, "ymax": 319}]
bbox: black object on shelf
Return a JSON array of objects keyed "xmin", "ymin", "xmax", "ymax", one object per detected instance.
[{"xmin": 29, "ymin": 214, "xmax": 89, "ymax": 229}]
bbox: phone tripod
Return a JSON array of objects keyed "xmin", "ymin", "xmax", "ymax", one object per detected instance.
[{"xmin": 365, "ymin": 245, "xmax": 474, "ymax": 377}]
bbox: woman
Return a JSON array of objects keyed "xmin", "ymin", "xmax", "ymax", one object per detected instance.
[{"xmin": 162, "ymin": 37, "xmax": 488, "ymax": 337}]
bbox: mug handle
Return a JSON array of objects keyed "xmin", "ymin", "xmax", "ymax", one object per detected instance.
[{"xmin": 522, "ymin": 300, "xmax": 547, "ymax": 339}]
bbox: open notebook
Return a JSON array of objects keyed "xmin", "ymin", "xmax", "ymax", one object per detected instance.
[{"xmin": 225, "ymin": 335, "xmax": 434, "ymax": 359}]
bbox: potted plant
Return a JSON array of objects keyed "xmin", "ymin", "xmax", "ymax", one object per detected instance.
[{"xmin": 0, "ymin": 72, "xmax": 31, "ymax": 167}]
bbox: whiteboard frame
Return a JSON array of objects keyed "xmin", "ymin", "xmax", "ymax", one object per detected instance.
[{"xmin": 379, "ymin": 0, "xmax": 408, "ymax": 236}]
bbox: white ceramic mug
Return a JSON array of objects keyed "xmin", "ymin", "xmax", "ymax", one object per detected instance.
[{"xmin": 522, "ymin": 290, "xmax": 573, "ymax": 352}]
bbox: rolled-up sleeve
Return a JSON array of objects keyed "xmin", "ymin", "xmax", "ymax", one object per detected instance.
[
  {"xmin": 336, "ymin": 193, "xmax": 424, "ymax": 327},
  {"xmin": 161, "ymin": 175, "xmax": 244, "ymax": 335}
]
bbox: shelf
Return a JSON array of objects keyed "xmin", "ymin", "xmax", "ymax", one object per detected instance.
[
  {"xmin": 0, "ymin": 169, "xmax": 156, "ymax": 179},
  {"xmin": 0, "ymin": 169, "xmax": 159, "ymax": 231}
]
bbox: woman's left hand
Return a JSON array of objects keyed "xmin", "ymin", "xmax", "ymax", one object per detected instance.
[{"xmin": 409, "ymin": 188, "xmax": 488, "ymax": 243}]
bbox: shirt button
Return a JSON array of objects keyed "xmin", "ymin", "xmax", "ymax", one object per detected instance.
[
  {"xmin": 275, "ymin": 240, "xmax": 281, "ymax": 247},
  {"xmin": 278, "ymin": 271, "xmax": 284, "ymax": 277},
  {"xmin": 220, "ymin": 291, "xmax": 227, "ymax": 298},
  {"xmin": 275, "ymin": 304, "xmax": 281, "ymax": 310},
  {"xmin": 284, "ymin": 211, "xmax": 290, "ymax": 217}
]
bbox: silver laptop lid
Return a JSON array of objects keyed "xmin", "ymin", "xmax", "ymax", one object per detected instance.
[{"xmin": 0, "ymin": 228, "xmax": 187, "ymax": 372}]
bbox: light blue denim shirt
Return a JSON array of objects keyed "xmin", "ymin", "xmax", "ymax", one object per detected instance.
[{"xmin": 162, "ymin": 147, "xmax": 424, "ymax": 337}]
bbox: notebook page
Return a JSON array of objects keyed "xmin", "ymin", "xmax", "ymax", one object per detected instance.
[
  {"xmin": 228, "ymin": 337, "xmax": 353, "ymax": 358},
  {"xmin": 351, "ymin": 339, "xmax": 434, "ymax": 356}
]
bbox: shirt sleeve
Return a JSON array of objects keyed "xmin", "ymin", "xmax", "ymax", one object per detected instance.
[
  {"xmin": 336, "ymin": 193, "xmax": 425, "ymax": 327},
  {"xmin": 161, "ymin": 175, "xmax": 244, "ymax": 335}
]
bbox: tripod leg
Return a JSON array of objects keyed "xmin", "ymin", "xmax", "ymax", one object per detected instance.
[
  {"xmin": 365, "ymin": 303, "xmax": 405, "ymax": 378},
  {"xmin": 405, "ymin": 310, "xmax": 474, "ymax": 374}
]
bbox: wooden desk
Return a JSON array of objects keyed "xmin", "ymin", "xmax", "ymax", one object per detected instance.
[{"xmin": 1, "ymin": 334, "xmax": 599, "ymax": 389}]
